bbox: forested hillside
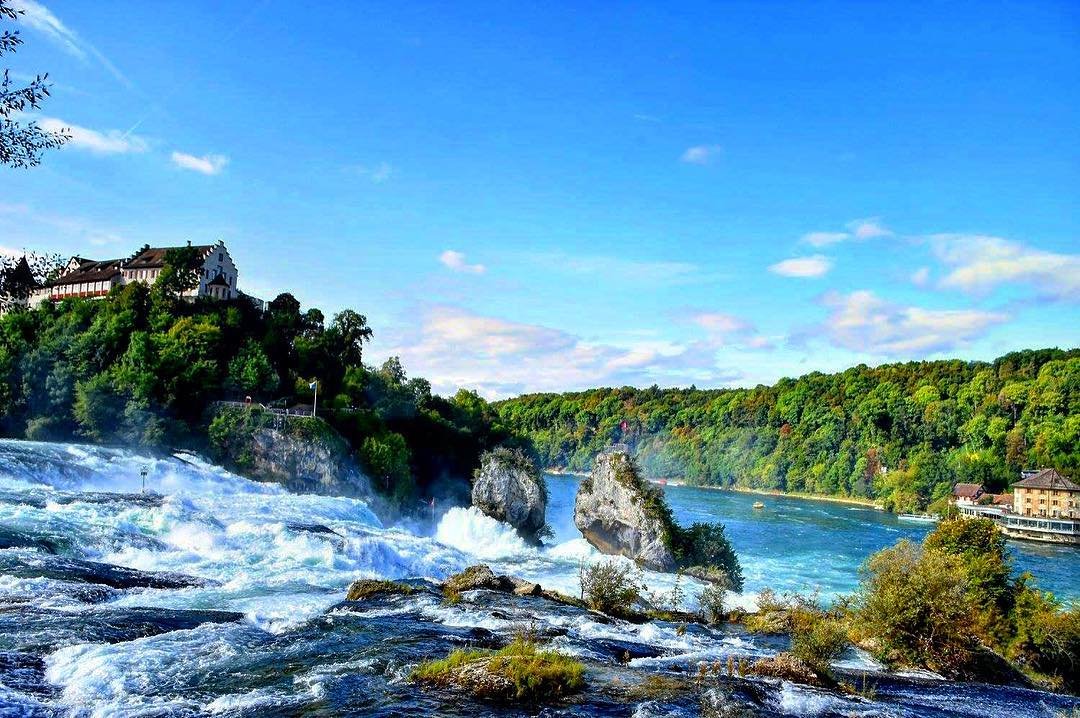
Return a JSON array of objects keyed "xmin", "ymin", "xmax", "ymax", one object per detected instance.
[
  {"xmin": 0, "ymin": 252, "xmax": 513, "ymax": 508},
  {"xmin": 496, "ymin": 350, "xmax": 1079, "ymax": 512}
]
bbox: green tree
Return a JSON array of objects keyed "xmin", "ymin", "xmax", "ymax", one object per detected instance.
[{"xmin": 0, "ymin": 0, "xmax": 68, "ymax": 168}]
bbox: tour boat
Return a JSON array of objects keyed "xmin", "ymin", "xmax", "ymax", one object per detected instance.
[
  {"xmin": 897, "ymin": 513, "xmax": 939, "ymax": 523},
  {"xmin": 752, "ymin": 501, "xmax": 765, "ymax": 509}
]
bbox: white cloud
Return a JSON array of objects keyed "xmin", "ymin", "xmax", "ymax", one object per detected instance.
[
  {"xmin": 350, "ymin": 161, "xmax": 393, "ymax": 184},
  {"xmin": 800, "ymin": 218, "xmax": 891, "ymax": 247},
  {"xmin": 383, "ymin": 305, "xmax": 741, "ymax": 398},
  {"xmin": 911, "ymin": 266, "xmax": 930, "ymax": 287},
  {"xmin": 680, "ymin": 144, "xmax": 722, "ymax": 165},
  {"xmin": 768, "ymin": 255, "xmax": 832, "ymax": 278},
  {"xmin": 35, "ymin": 117, "xmax": 148, "ymax": 154},
  {"xmin": 11, "ymin": 0, "xmax": 131, "ymax": 87},
  {"xmin": 439, "ymin": 250, "xmax": 486, "ymax": 275},
  {"xmin": 690, "ymin": 311, "xmax": 774, "ymax": 350},
  {"xmin": 847, "ymin": 217, "xmax": 892, "ymax": 239},
  {"xmin": 170, "ymin": 151, "xmax": 229, "ymax": 176},
  {"xmin": 820, "ymin": 290, "xmax": 1007, "ymax": 356},
  {"xmin": 931, "ymin": 234, "xmax": 1080, "ymax": 301},
  {"xmin": 801, "ymin": 231, "xmax": 850, "ymax": 247}
]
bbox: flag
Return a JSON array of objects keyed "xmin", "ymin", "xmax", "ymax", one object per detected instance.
[{"xmin": 309, "ymin": 380, "xmax": 317, "ymax": 390}]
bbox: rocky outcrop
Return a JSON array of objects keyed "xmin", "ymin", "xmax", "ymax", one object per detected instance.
[
  {"xmin": 573, "ymin": 452, "xmax": 677, "ymax": 571},
  {"xmin": 471, "ymin": 448, "xmax": 547, "ymax": 542},
  {"xmin": 207, "ymin": 405, "xmax": 368, "ymax": 496}
]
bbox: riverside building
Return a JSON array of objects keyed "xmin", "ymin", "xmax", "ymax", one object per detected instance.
[{"xmin": 957, "ymin": 468, "xmax": 1080, "ymax": 544}]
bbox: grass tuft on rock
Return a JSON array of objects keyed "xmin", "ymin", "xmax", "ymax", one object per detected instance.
[
  {"xmin": 345, "ymin": 579, "xmax": 416, "ymax": 601},
  {"xmin": 411, "ymin": 638, "xmax": 585, "ymax": 703}
]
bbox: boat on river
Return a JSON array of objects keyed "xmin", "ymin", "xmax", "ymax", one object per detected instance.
[
  {"xmin": 897, "ymin": 513, "xmax": 939, "ymax": 523},
  {"xmin": 752, "ymin": 501, "xmax": 765, "ymax": 509}
]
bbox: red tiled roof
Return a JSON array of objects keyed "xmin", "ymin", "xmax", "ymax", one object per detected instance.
[
  {"xmin": 952, "ymin": 483, "xmax": 984, "ymax": 499},
  {"xmin": 1013, "ymin": 469, "xmax": 1080, "ymax": 492},
  {"xmin": 125, "ymin": 245, "xmax": 215, "ymax": 270},
  {"xmin": 48, "ymin": 259, "xmax": 123, "ymax": 287}
]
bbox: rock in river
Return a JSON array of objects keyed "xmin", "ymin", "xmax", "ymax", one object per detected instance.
[
  {"xmin": 471, "ymin": 447, "xmax": 547, "ymax": 543},
  {"xmin": 573, "ymin": 451, "xmax": 677, "ymax": 571}
]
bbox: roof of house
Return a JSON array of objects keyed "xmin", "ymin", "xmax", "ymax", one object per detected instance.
[
  {"xmin": 953, "ymin": 483, "xmax": 984, "ymax": 498},
  {"xmin": 1013, "ymin": 468, "xmax": 1080, "ymax": 492},
  {"xmin": 990, "ymin": 493, "xmax": 1013, "ymax": 506},
  {"xmin": 125, "ymin": 244, "xmax": 215, "ymax": 270},
  {"xmin": 48, "ymin": 259, "xmax": 124, "ymax": 287}
]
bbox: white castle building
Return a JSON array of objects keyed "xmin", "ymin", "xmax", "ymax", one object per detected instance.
[{"xmin": 30, "ymin": 241, "xmax": 242, "ymax": 306}]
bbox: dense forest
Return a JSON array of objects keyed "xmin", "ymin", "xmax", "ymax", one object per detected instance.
[
  {"xmin": 496, "ymin": 350, "xmax": 1079, "ymax": 512},
  {"xmin": 0, "ymin": 249, "xmax": 514, "ymax": 508}
]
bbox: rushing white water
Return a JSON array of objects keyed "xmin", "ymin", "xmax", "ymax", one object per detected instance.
[{"xmin": 3, "ymin": 439, "xmax": 1078, "ymax": 718}]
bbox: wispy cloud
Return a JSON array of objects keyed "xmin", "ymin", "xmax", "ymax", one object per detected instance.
[
  {"xmin": 439, "ymin": 250, "xmax": 486, "ymax": 275},
  {"xmin": 11, "ymin": 0, "xmax": 131, "ymax": 87},
  {"xmin": 529, "ymin": 252, "xmax": 704, "ymax": 286},
  {"xmin": 800, "ymin": 218, "xmax": 892, "ymax": 247},
  {"xmin": 170, "ymin": 151, "xmax": 228, "ymax": 176},
  {"xmin": 384, "ymin": 304, "xmax": 742, "ymax": 398},
  {"xmin": 911, "ymin": 266, "xmax": 931, "ymax": 287},
  {"xmin": 689, "ymin": 311, "xmax": 774, "ymax": 350},
  {"xmin": 349, "ymin": 161, "xmax": 393, "ymax": 184},
  {"xmin": 36, "ymin": 116, "xmax": 148, "ymax": 154},
  {"xmin": 768, "ymin": 255, "xmax": 832, "ymax": 278},
  {"xmin": 819, "ymin": 289, "xmax": 1008, "ymax": 356},
  {"xmin": 930, "ymin": 234, "xmax": 1080, "ymax": 302},
  {"xmin": 680, "ymin": 144, "xmax": 722, "ymax": 165},
  {"xmin": 801, "ymin": 231, "xmax": 850, "ymax": 247},
  {"xmin": 846, "ymin": 217, "xmax": 892, "ymax": 239}
]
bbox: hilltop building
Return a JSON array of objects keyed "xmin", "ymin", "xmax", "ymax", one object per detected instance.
[
  {"xmin": 957, "ymin": 468, "xmax": 1080, "ymax": 544},
  {"xmin": 30, "ymin": 241, "xmax": 241, "ymax": 306}
]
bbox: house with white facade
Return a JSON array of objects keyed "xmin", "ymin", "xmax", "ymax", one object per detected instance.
[{"xmin": 30, "ymin": 240, "xmax": 242, "ymax": 305}]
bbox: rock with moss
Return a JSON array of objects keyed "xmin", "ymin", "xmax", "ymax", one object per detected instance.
[
  {"xmin": 573, "ymin": 451, "xmax": 678, "ymax": 571},
  {"xmin": 345, "ymin": 579, "xmax": 417, "ymax": 601},
  {"xmin": 206, "ymin": 404, "xmax": 367, "ymax": 495},
  {"xmin": 411, "ymin": 639, "xmax": 585, "ymax": 703},
  {"xmin": 471, "ymin": 447, "xmax": 547, "ymax": 543}
]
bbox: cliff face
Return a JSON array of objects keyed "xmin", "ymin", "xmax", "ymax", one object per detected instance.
[
  {"xmin": 207, "ymin": 405, "xmax": 368, "ymax": 496},
  {"xmin": 573, "ymin": 451, "xmax": 676, "ymax": 571},
  {"xmin": 471, "ymin": 448, "xmax": 547, "ymax": 542}
]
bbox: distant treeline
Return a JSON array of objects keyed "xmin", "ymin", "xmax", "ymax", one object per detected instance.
[
  {"xmin": 0, "ymin": 255, "xmax": 513, "ymax": 508},
  {"xmin": 495, "ymin": 349, "xmax": 1079, "ymax": 512}
]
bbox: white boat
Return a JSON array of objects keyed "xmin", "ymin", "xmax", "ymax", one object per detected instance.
[{"xmin": 897, "ymin": 513, "xmax": 939, "ymax": 523}]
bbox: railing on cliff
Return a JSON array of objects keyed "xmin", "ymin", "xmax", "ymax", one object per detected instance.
[{"xmin": 212, "ymin": 400, "xmax": 316, "ymax": 419}]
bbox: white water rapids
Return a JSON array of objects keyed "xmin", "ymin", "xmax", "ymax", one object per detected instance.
[{"xmin": 1, "ymin": 439, "xmax": 1076, "ymax": 718}]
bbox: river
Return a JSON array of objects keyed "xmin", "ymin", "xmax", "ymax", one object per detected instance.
[{"xmin": 0, "ymin": 439, "xmax": 1076, "ymax": 717}]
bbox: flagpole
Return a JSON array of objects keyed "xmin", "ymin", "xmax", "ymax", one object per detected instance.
[{"xmin": 312, "ymin": 381, "xmax": 318, "ymax": 418}]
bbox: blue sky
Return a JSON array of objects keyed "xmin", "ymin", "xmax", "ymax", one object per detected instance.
[{"xmin": 2, "ymin": 0, "xmax": 1078, "ymax": 397}]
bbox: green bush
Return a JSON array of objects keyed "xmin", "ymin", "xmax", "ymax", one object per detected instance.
[
  {"xmin": 579, "ymin": 560, "xmax": 641, "ymax": 615},
  {"xmin": 790, "ymin": 613, "xmax": 848, "ymax": 676},
  {"xmin": 697, "ymin": 579, "xmax": 729, "ymax": 625}
]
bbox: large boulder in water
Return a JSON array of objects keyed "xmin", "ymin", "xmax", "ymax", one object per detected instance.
[
  {"xmin": 471, "ymin": 448, "xmax": 547, "ymax": 542},
  {"xmin": 574, "ymin": 451, "xmax": 677, "ymax": 571}
]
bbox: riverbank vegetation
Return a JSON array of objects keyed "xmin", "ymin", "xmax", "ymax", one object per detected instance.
[
  {"xmin": 851, "ymin": 516, "xmax": 1079, "ymax": 692},
  {"xmin": 496, "ymin": 349, "xmax": 1079, "ymax": 510},
  {"xmin": 0, "ymin": 269, "xmax": 515, "ymax": 509},
  {"xmin": 739, "ymin": 517, "xmax": 1078, "ymax": 693}
]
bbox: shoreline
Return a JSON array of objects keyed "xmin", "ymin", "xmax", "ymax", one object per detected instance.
[{"xmin": 543, "ymin": 467, "xmax": 884, "ymax": 510}]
